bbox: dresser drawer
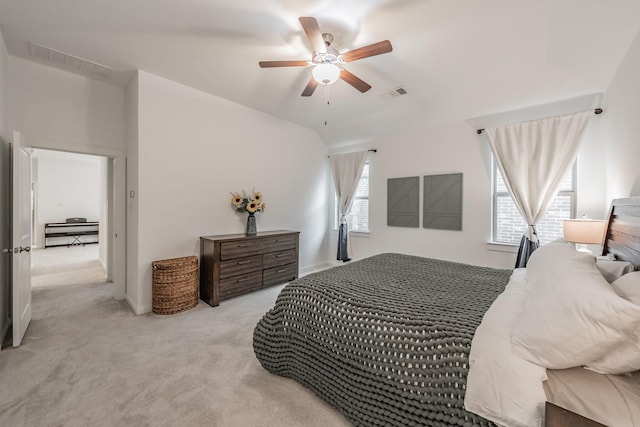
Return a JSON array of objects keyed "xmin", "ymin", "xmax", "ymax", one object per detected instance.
[
  {"xmin": 263, "ymin": 249, "xmax": 296, "ymax": 269},
  {"xmin": 220, "ymin": 240, "xmax": 263, "ymax": 260},
  {"xmin": 263, "ymin": 263, "xmax": 298, "ymax": 287},
  {"xmin": 219, "ymin": 255, "xmax": 263, "ymax": 279},
  {"xmin": 219, "ymin": 271, "xmax": 263, "ymax": 300},
  {"xmin": 262, "ymin": 235, "xmax": 296, "ymax": 253}
]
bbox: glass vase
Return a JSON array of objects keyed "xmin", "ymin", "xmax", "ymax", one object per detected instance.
[{"xmin": 246, "ymin": 212, "xmax": 257, "ymax": 235}]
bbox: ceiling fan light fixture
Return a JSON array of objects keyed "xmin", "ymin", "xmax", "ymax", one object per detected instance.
[
  {"xmin": 258, "ymin": 17, "xmax": 392, "ymax": 96},
  {"xmin": 312, "ymin": 63, "xmax": 341, "ymax": 85}
]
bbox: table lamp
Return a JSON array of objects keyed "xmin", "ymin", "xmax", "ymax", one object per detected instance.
[{"xmin": 563, "ymin": 217, "xmax": 606, "ymax": 254}]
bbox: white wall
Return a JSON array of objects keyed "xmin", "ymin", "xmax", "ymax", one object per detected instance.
[
  {"xmin": 128, "ymin": 70, "xmax": 329, "ymax": 314},
  {"xmin": 602, "ymin": 29, "xmax": 640, "ymax": 199},
  {"xmin": 8, "ymin": 57, "xmax": 126, "ymax": 153},
  {"xmin": 329, "ymin": 113, "xmax": 610, "ymax": 270},
  {"xmin": 329, "ymin": 122, "xmax": 514, "ymax": 269},
  {"xmin": 8, "ymin": 56, "xmax": 128, "ymax": 300},
  {"xmin": 33, "ymin": 152, "xmax": 101, "ymax": 247}
]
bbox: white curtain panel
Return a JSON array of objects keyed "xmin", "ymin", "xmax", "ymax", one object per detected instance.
[
  {"xmin": 330, "ymin": 151, "xmax": 368, "ymax": 223},
  {"xmin": 486, "ymin": 111, "xmax": 592, "ymax": 242}
]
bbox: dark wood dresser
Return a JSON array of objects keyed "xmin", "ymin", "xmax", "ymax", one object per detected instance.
[{"xmin": 199, "ymin": 230, "xmax": 300, "ymax": 306}]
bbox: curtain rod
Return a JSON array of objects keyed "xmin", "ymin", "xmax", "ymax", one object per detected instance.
[
  {"xmin": 475, "ymin": 108, "xmax": 603, "ymax": 134},
  {"xmin": 328, "ymin": 149, "xmax": 377, "ymax": 158}
]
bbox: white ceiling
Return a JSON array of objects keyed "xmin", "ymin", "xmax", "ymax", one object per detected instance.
[{"xmin": 1, "ymin": 0, "xmax": 639, "ymax": 147}]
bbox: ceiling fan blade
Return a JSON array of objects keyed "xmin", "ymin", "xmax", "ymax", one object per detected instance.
[
  {"xmin": 341, "ymin": 40, "xmax": 393, "ymax": 62},
  {"xmin": 299, "ymin": 17, "xmax": 326, "ymax": 54},
  {"xmin": 340, "ymin": 69, "xmax": 372, "ymax": 93},
  {"xmin": 301, "ymin": 77, "xmax": 319, "ymax": 97},
  {"xmin": 259, "ymin": 60, "xmax": 309, "ymax": 68}
]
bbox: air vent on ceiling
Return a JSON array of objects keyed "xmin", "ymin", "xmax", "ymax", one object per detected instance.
[
  {"xmin": 396, "ymin": 87, "xmax": 408, "ymax": 95},
  {"xmin": 382, "ymin": 86, "xmax": 409, "ymax": 100},
  {"xmin": 28, "ymin": 42, "xmax": 112, "ymax": 80}
]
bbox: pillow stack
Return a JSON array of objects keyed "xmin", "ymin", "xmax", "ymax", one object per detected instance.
[
  {"xmin": 511, "ymin": 240, "xmax": 640, "ymax": 374},
  {"xmin": 588, "ymin": 271, "xmax": 640, "ymax": 374}
]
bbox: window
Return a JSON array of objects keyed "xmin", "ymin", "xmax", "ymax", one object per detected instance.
[
  {"xmin": 492, "ymin": 159, "xmax": 576, "ymax": 245},
  {"xmin": 336, "ymin": 163, "xmax": 370, "ymax": 232}
]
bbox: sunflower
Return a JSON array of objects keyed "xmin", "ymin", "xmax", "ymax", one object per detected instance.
[
  {"xmin": 260, "ymin": 202, "xmax": 266, "ymax": 212},
  {"xmin": 246, "ymin": 201, "xmax": 259, "ymax": 213},
  {"xmin": 252, "ymin": 192, "xmax": 263, "ymax": 202},
  {"xmin": 231, "ymin": 193, "xmax": 243, "ymax": 207}
]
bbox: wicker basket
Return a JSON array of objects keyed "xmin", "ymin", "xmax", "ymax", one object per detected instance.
[{"xmin": 152, "ymin": 256, "xmax": 199, "ymax": 315}]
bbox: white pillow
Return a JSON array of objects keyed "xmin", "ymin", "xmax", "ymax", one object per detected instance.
[
  {"xmin": 586, "ymin": 271, "xmax": 640, "ymax": 374},
  {"xmin": 522, "ymin": 239, "xmax": 572, "ymax": 291},
  {"xmin": 596, "ymin": 258, "xmax": 636, "ymax": 283},
  {"xmin": 611, "ymin": 270, "xmax": 640, "ymax": 302},
  {"xmin": 512, "ymin": 243, "xmax": 640, "ymax": 369}
]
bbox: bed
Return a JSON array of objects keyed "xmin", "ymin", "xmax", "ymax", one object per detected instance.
[{"xmin": 253, "ymin": 197, "xmax": 640, "ymax": 427}]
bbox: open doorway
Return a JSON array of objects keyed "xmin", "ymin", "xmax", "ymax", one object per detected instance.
[{"xmin": 30, "ymin": 149, "xmax": 110, "ymax": 289}]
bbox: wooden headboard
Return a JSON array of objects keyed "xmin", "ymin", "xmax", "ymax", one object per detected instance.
[{"xmin": 601, "ymin": 197, "xmax": 640, "ymax": 270}]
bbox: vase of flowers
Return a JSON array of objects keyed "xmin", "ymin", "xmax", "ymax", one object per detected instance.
[{"xmin": 230, "ymin": 190, "xmax": 265, "ymax": 235}]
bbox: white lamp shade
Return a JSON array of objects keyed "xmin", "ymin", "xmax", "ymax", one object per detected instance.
[
  {"xmin": 563, "ymin": 219, "xmax": 606, "ymax": 244},
  {"xmin": 312, "ymin": 63, "xmax": 341, "ymax": 85}
]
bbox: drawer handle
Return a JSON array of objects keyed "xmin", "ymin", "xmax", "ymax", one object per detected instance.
[
  {"xmin": 275, "ymin": 254, "xmax": 287, "ymax": 258},
  {"xmin": 237, "ymin": 244, "xmax": 250, "ymax": 248},
  {"xmin": 237, "ymin": 261, "xmax": 252, "ymax": 265},
  {"xmin": 237, "ymin": 278, "xmax": 250, "ymax": 282},
  {"xmin": 277, "ymin": 269, "xmax": 288, "ymax": 273}
]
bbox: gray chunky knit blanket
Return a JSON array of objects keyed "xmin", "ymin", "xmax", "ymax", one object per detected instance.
[{"xmin": 253, "ymin": 253, "xmax": 511, "ymax": 427}]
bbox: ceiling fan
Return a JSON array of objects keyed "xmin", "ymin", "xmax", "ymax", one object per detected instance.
[{"xmin": 259, "ymin": 17, "xmax": 393, "ymax": 97}]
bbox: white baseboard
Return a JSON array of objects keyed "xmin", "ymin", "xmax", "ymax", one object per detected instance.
[
  {"xmin": 299, "ymin": 262, "xmax": 333, "ymax": 277},
  {"xmin": 125, "ymin": 294, "xmax": 151, "ymax": 315}
]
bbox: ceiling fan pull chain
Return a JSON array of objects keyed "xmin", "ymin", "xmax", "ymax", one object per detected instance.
[{"xmin": 324, "ymin": 85, "xmax": 330, "ymax": 126}]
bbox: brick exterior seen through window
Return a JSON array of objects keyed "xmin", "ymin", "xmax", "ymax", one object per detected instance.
[{"xmin": 494, "ymin": 162, "xmax": 575, "ymax": 245}]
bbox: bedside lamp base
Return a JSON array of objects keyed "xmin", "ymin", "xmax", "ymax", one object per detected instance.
[{"xmin": 575, "ymin": 244, "xmax": 592, "ymax": 254}]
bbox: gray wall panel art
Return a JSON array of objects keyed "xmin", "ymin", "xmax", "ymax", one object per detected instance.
[
  {"xmin": 387, "ymin": 176, "xmax": 419, "ymax": 227},
  {"xmin": 423, "ymin": 173, "xmax": 463, "ymax": 230}
]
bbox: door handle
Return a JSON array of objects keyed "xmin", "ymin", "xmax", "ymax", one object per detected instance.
[{"xmin": 2, "ymin": 247, "xmax": 30, "ymax": 254}]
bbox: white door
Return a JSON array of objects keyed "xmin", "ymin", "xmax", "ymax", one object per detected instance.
[{"xmin": 12, "ymin": 131, "xmax": 32, "ymax": 347}]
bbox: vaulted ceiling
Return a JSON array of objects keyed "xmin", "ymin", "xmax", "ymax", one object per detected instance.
[{"xmin": 1, "ymin": 0, "xmax": 639, "ymax": 147}]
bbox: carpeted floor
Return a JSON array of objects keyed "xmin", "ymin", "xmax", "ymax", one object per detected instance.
[
  {"xmin": 31, "ymin": 245, "xmax": 107, "ymax": 289},
  {"xmin": 0, "ymin": 280, "xmax": 351, "ymax": 426}
]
